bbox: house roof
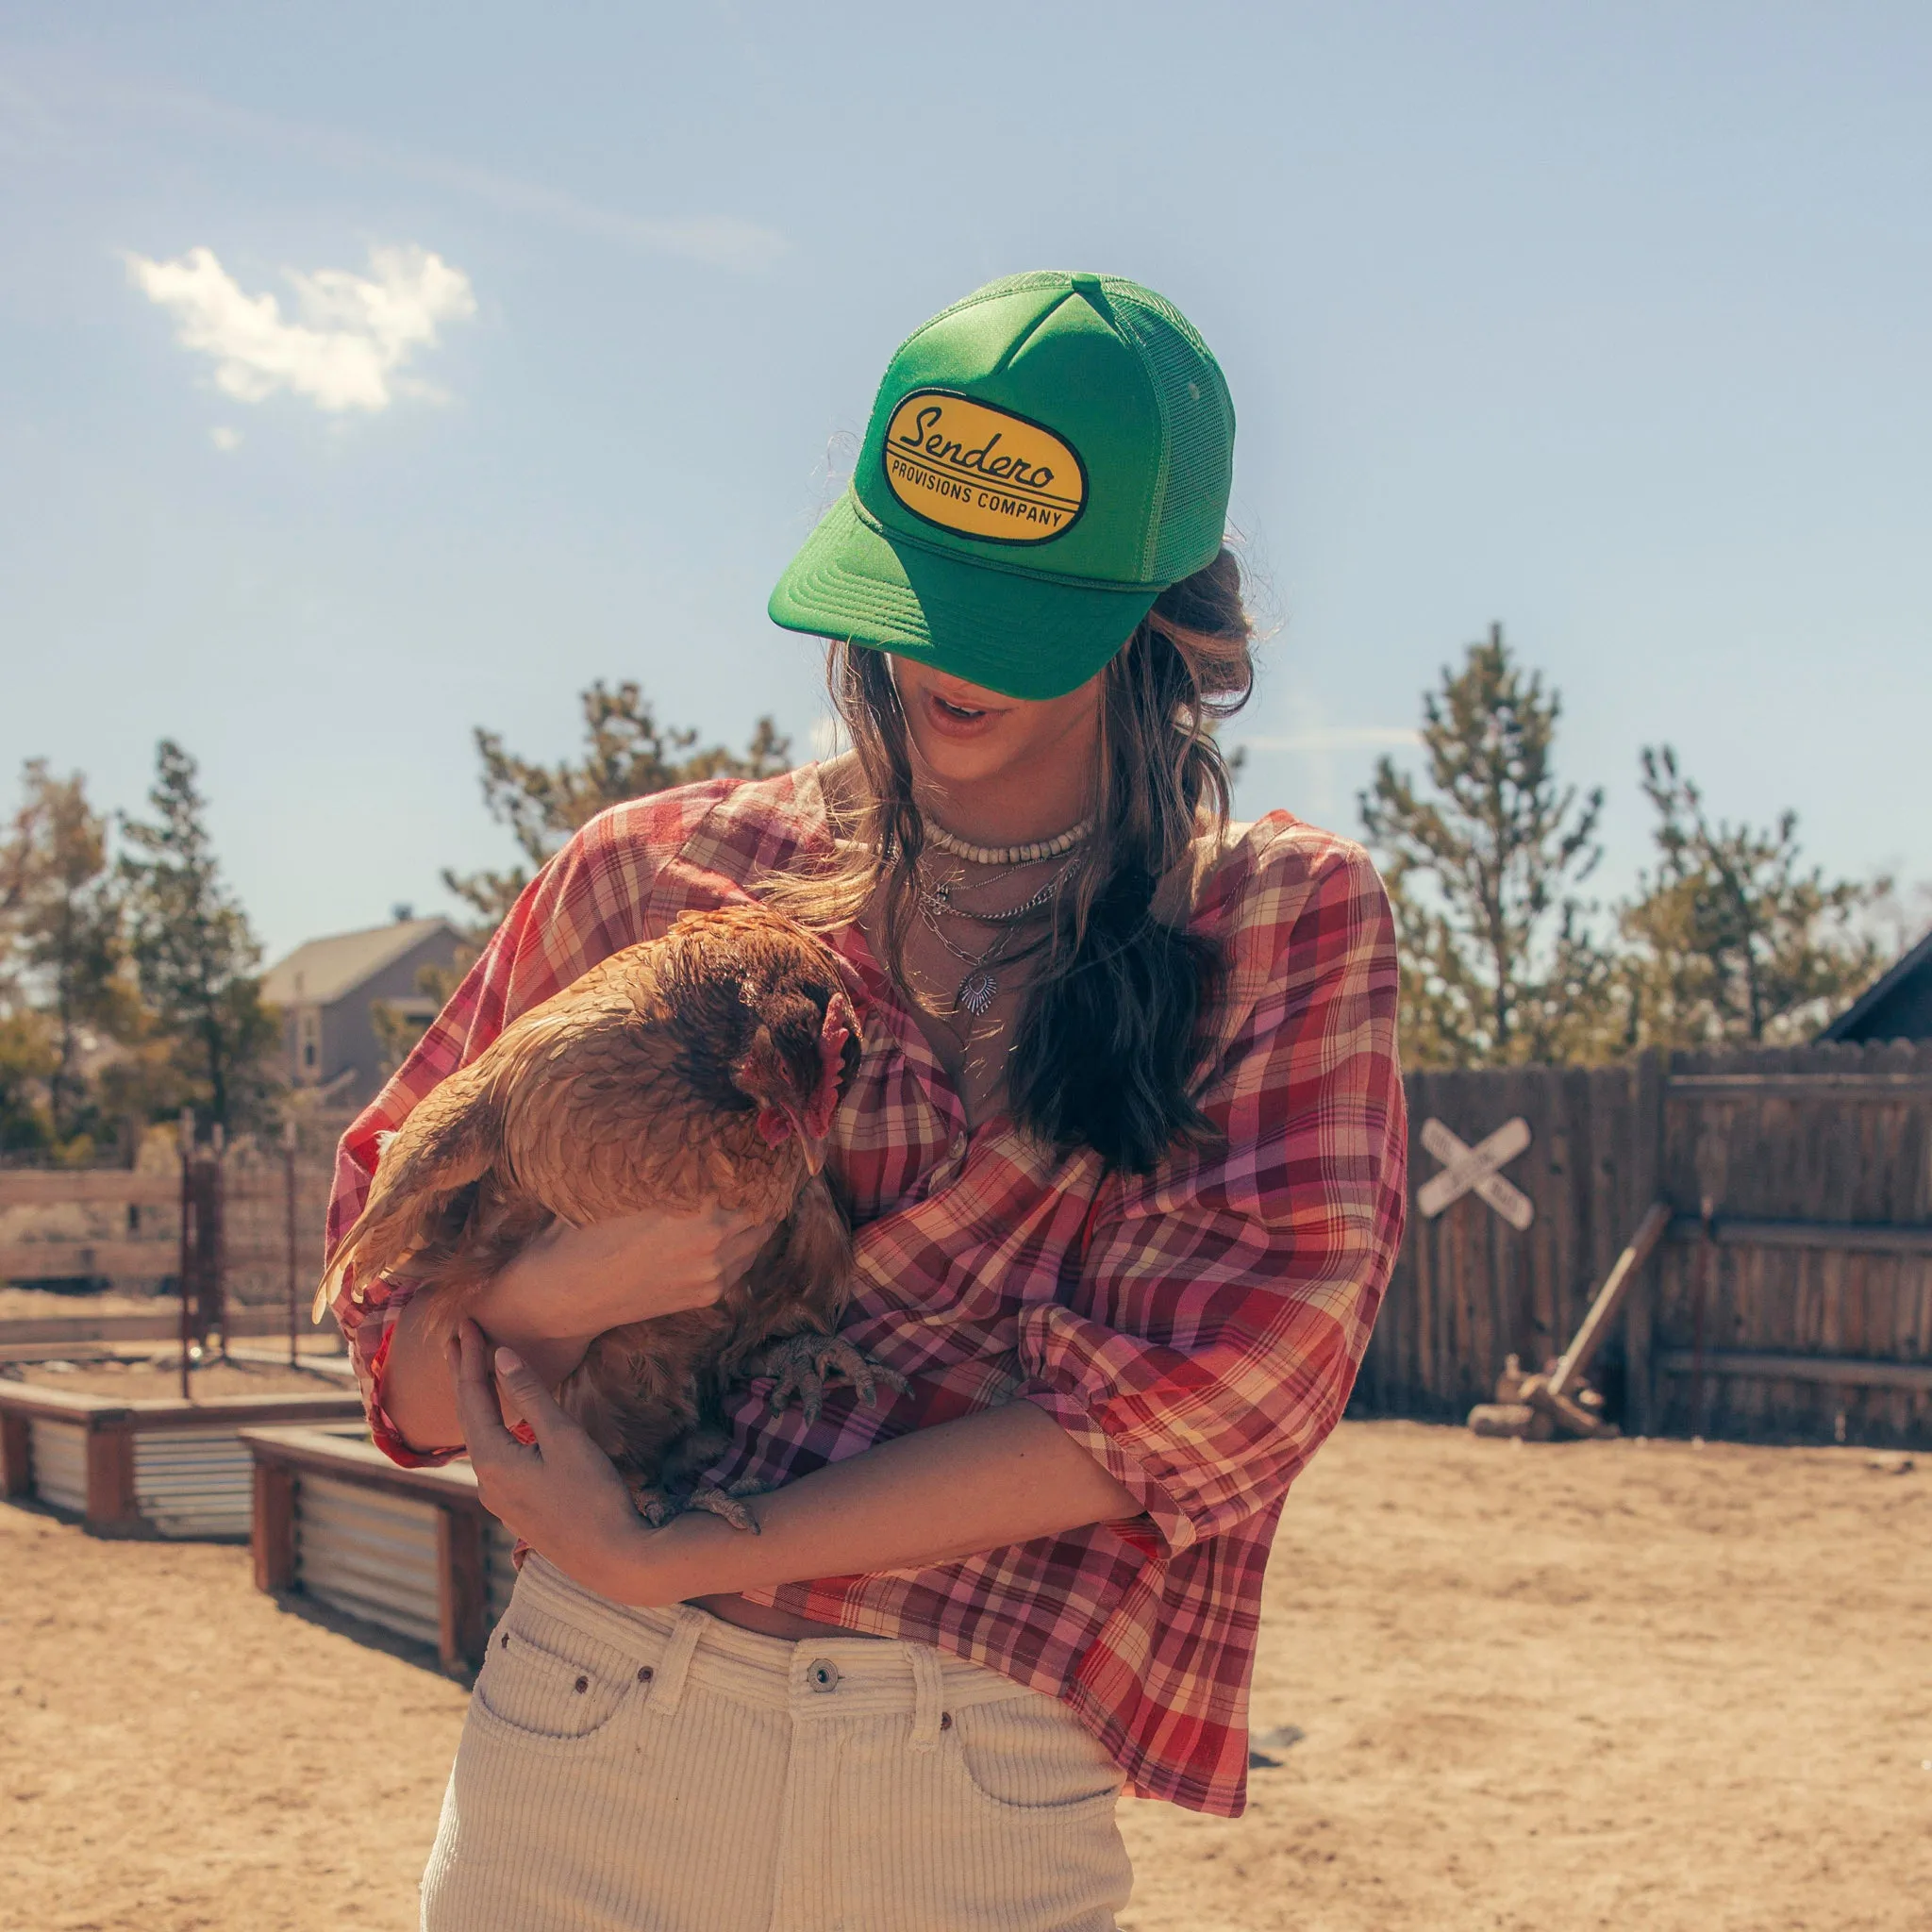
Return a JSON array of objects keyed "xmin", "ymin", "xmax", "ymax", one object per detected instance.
[
  {"xmin": 261, "ymin": 917, "xmax": 463, "ymax": 1008},
  {"xmin": 1818, "ymin": 924, "xmax": 1932, "ymax": 1042}
]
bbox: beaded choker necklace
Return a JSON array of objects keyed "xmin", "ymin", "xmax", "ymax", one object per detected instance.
[{"xmin": 923, "ymin": 815, "xmax": 1093, "ymax": 868}]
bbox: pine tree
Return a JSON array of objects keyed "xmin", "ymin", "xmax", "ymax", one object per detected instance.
[
  {"xmin": 119, "ymin": 741, "xmax": 279, "ymax": 1135},
  {"xmin": 442, "ymin": 680, "xmax": 790, "ymax": 927},
  {"xmin": 1360, "ymin": 624, "xmax": 1611, "ymax": 1066},
  {"xmin": 0, "ymin": 763, "xmax": 135, "ymax": 1147},
  {"xmin": 1618, "ymin": 746, "xmax": 1887, "ymax": 1046},
  {"xmin": 371, "ymin": 685, "xmax": 791, "ymax": 1076}
]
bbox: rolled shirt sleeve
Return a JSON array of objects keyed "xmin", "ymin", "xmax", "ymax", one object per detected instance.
[{"xmin": 1017, "ymin": 838, "xmax": 1407, "ymax": 1557}]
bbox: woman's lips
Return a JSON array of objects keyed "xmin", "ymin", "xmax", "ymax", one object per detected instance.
[{"xmin": 920, "ymin": 687, "xmax": 1005, "ymax": 741}]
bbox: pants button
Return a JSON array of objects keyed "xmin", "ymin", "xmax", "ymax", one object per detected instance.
[{"xmin": 808, "ymin": 1658, "xmax": 841, "ymax": 1692}]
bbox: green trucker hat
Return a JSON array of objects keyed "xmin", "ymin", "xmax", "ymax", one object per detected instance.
[{"xmin": 768, "ymin": 271, "xmax": 1235, "ymax": 701}]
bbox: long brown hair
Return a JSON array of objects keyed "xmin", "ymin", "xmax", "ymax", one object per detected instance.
[{"xmin": 769, "ymin": 546, "xmax": 1256, "ymax": 1173}]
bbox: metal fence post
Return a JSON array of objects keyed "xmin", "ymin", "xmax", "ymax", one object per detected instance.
[
  {"xmin": 209, "ymin": 1123, "xmax": 228, "ymax": 1361},
  {"xmin": 283, "ymin": 1119, "xmax": 301, "ymax": 1368},
  {"xmin": 176, "ymin": 1108, "xmax": 194, "ymax": 1400}
]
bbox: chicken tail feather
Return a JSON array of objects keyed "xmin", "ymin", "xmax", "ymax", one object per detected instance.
[{"xmin": 313, "ymin": 1085, "xmax": 506, "ymax": 1321}]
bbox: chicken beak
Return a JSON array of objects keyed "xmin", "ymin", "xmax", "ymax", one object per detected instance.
[{"xmin": 769, "ymin": 1102, "xmax": 827, "ymax": 1175}]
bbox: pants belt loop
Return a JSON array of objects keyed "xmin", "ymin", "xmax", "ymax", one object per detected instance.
[
  {"xmin": 908, "ymin": 1644, "xmax": 945, "ymax": 1753},
  {"xmin": 642, "ymin": 1607, "xmax": 705, "ymax": 1717}
]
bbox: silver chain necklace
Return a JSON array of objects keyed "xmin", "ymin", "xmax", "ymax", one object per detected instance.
[
  {"xmin": 917, "ymin": 908, "xmax": 1021, "ymax": 1019},
  {"xmin": 916, "ymin": 853, "xmax": 1078, "ymax": 928},
  {"xmin": 913, "ymin": 857, "xmax": 1076, "ymax": 1018}
]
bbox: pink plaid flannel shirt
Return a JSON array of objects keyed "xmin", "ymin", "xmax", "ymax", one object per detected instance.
[{"xmin": 325, "ymin": 765, "xmax": 1406, "ymax": 1816}]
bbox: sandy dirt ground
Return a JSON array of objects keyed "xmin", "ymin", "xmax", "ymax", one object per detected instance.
[
  {"xmin": 4, "ymin": 1357, "xmax": 346, "ymax": 1399},
  {"xmin": 2, "ymin": 1421, "xmax": 1926, "ymax": 1932}
]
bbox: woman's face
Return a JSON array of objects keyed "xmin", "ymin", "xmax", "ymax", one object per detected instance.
[{"xmin": 890, "ymin": 656, "xmax": 1105, "ymax": 793}]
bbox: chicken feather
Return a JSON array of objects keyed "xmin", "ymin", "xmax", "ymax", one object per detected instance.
[{"xmin": 318, "ymin": 905, "xmax": 891, "ymax": 1511}]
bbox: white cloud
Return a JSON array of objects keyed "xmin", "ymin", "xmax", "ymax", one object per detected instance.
[
  {"xmin": 1241, "ymin": 726, "xmax": 1423, "ymax": 753},
  {"xmin": 126, "ymin": 243, "xmax": 476, "ymax": 413},
  {"xmin": 209, "ymin": 425, "xmax": 242, "ymax": 451}
]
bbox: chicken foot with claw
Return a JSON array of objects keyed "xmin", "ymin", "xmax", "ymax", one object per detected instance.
[
  {"xmin": 632, "ymin": 1475, "xmax": 768, "ymax": 1535},
  {"xmin": 748, "ymin": 1331, "xmax": 910, "ymax": 1424}
]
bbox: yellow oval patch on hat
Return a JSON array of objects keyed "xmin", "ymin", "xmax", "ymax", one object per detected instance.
[{"xmin": 880, "ymin": 391, "xmax": 1087, "ymax": 544}]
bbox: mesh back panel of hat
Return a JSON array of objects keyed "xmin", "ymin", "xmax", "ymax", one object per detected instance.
[{"xmin": 1112, "ymin": 285, "xmax": 1235, "ymax": 585}]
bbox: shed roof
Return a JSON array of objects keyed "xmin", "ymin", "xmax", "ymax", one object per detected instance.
[
  {"xmin": 1818, "ymin": 924, "xmax": 1932, "ymax": 1043},
  {"xmin": 261, "ymin": 917, "xmax": 463, "ymax": 1008}
]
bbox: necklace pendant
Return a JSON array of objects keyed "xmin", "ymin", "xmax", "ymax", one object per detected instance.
[{"xmin": 957, "ymin": 969, "xmax": 999, "ymax": 1017}]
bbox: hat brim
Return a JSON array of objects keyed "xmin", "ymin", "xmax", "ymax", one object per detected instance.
[{"xmin": 767, "ymin": 491, "xmax": 1158, "ymax": 702}]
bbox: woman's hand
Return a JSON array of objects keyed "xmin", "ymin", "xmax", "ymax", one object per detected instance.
[
  {"xmin": 382, "ymin": 1208, "xmax": 776, "ymax": 1457},
  {"xmin": 454, "ymin": 1308, "xmax": 1149, "ymax": 1616},
  {"xmin": 471, "ymin": 1206, "xmax": 775, "ymax": 1343},
  {"xmin": 450, "ymin": 1320, "xmax": 657, "ymax": 1601}
]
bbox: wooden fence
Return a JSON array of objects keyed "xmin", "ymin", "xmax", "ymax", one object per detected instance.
[
  {"xmin": 1355, "ymin": 1041, "xmax": 1932, "ymax": 1446},
  {"xmin": 0, "ymin": 1141, "xmax": 339, "ymax": 1346}
]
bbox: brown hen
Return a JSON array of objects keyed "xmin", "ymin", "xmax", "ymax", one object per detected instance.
[{"xmin": 318, "ymin": 904, "xmax": 902, "ymax": 1525}]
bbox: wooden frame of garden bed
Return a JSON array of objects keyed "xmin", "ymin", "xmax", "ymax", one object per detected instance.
[
  {"xmin": 0, "ymin": 1382, "xmax": 363, "ymax": 1537},
  {"xmin": 241, "ymin": 1424, "xmax": 513, "ymax": 1675}
]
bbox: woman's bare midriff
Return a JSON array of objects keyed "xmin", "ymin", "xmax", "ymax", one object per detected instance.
[{"xmin": 689, "ymin": 1593, "xmax": 885, "ymax": 1641}]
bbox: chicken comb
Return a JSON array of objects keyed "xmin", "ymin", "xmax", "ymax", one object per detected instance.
[{"xmin": 805, "ymin": 991, "xmax": 859, "ymax": 1141}]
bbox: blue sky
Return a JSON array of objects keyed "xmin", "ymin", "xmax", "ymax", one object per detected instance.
[{"xmin": 2, "ymin": 2, "xmax": 1927, "ymax": 961}]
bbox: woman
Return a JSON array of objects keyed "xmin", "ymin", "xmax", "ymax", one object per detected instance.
[{"xmin": 327, "ymin": 271, "xmax": 1407, "ymax": 1932}]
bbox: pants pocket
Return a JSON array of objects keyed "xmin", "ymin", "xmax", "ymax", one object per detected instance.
[
  {"xmin": 945, "ymin": 1692, "xmax": 1125, "ymax": 1815},
  {"xmin": 469, "ymin": 1605, "xmax": 637, "ymax": 1749}
]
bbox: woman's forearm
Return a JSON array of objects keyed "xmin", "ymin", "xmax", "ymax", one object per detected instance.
[
  {"xmin": 382, "ymin": 1291, "xmax": 600, "ymax": 1454},
  {"xmin": 376, "ymin": 1208, "xmax": 768, "ymax": 1454},
  {"xmin": 606, "ymin": 1400, "xmax": 1144, "ymax": 1607}
]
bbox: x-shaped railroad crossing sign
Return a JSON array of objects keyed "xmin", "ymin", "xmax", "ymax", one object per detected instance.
[{"xmin": 1416, "ymin": 1116, "xmax": 1536, "ymax": 1231}]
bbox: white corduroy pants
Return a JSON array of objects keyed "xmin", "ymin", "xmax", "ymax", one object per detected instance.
[{"xmin": 421, "ymin": 1555, "xmax": 1134, "ymax": 1931}]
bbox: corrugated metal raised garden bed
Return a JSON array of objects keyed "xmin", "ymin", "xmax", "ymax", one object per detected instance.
[
  {"xmin": 0, "ymin": 1374, "xmax": 364, "ymax": 1539},
  {"xmin": 241, "ymin": 1424, "xmax": 517, "ymax": 1675}
]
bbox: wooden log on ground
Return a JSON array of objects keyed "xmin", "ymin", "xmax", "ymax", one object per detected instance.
[
  {"xmin": 1467, "ymin": 1402, "xmax": 1555, "ymax": 1441},
  {"xmin": 1493, "ymin": 1354, "xmax": 1530, "ymax": 1402},
  {"xmin": 1521, "ymin": 1374, "xmax": 1622, "ymax": 1441},
  {"xmin": 1548, "ymin": 1200, "xmax": 1673, "ymax": 1403}
]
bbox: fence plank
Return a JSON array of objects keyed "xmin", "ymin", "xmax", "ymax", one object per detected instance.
[
  {"xmin": 0, "ymin": 1172, "xmax": 312, "ymax": 1208},
  {"xmin": 1656, "ymin": 1350, "xmax": 1932, "ymax": 1393},
  {"xmin": 1662, "ymin": 1219, "xmax": 1932, "ymax": 1256},
  {"xmin": 0, "ymin": 1239, "xmax": 306, "ymax": 1280},
  {"xmin": 0, "ymin": 1173, "xmax": 180, "ymax": 1207},
  {"xmin": 1666, "ymin": 1075, "xmax": 1932, "ymax": 1102},
  {"xmin": 1364, "ymin": 1043, "xmax": 1932, "ymax": 1445}
]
